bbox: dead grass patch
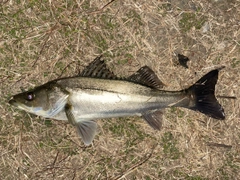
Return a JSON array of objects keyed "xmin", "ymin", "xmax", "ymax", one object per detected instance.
[{"xmin": 1, "ymin": 0, "xmax": 239, "ymax": 179}]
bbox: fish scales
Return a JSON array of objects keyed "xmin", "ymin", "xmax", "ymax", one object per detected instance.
[{"xmin": 55, "ymin": 77, "xmax": 187, "ymax": 120}]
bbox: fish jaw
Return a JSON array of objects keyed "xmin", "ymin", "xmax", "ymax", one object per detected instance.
[
  {"xmin": 9, "ymin": 94, "xmax": 69, "ymax": 119},
  {"xmin": 8, "ymin": 82, "xmax": 70, "ymax": 119},
  {"xmin": 9, "ymin": 98, "xmax": 33, "ymax": 112},
  {"xmin": 9, "ymin": 98, "xmax": 48, "ymax": 116}
]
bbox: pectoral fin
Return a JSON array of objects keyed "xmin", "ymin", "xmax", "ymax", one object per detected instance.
[
  {"xmin": 142, "ymin": 110, "xmax": 163, "ymax": 130},
  {"xmin": 65, "ymin": 103, "xmax": 76, "ymax": 125},
  {"xmin": 65, "ymin": 103, "xmax": 97, "ymax": 145}
]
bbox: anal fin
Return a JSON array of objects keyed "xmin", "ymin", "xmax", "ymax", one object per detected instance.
[
  {"xmin": 65, "ymin": 103, "xmax": 97, "ymax": 145},
  {"xmin": 142, "ymin": 110, "xmax": 163, "ymax": 130}
]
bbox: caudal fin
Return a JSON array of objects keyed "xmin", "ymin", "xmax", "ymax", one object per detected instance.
[{"xmin": 187, "ymin": 68, "xmax": 225, "ymax": 120}]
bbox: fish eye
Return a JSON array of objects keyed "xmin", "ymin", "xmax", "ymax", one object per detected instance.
[{"xmin": 26, "ymin": 92, "xmax": 35, "ymax": 101}]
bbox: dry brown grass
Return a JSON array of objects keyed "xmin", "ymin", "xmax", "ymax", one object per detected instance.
[{"xmin": 1, "ymin": 0, "xmax": 239, "ymax": 179}]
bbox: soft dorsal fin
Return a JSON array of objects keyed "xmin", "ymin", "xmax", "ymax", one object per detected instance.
[
  {"xmin": 81, "ymin": 56, "xmax": 117, "ymax": 79},
  {"xmin": 128, "ymin": 66, "xmax": 164, "ymax": 89}
]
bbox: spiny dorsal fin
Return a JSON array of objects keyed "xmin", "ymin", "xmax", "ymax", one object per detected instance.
[
  {"xmin": 81, "ymin": 56, "xmax": 117, "ymax": 79},
  {"xmin": 128, "ymin": 66, "xmax": 164, "ymax": 89}
]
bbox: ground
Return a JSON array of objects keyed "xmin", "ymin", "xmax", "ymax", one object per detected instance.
[{"xmin": 0, "ymin": 0, "xmax": 240, "ymax": 179}]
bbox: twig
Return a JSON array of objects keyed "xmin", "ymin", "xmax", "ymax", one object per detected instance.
[
  {"xmin": 216, "ymin": 95, "xmax": 237, "ymax": 99},
  {"xmin": 206, "ymin": 142, "xmax": 232, "ymax": 149},
  {"xmin": 51, "ymin": 151, "xmax": 59, "ymax": 167},
  {"xmin": 88, "ymin": 0, "xmax": 117, "ymax": 14},
  {"xmin": 112, "ymin": 144, "xmax": 157, "ymax": 180},
  {"xmin": 31, "ymin": 33, "xmax": 51, "ymax": 67},
  {"xmin": 32, "ymin": 24, "xmax": 59, "ymax": 67},
  {"xmin": 57, "ymin": 61, "xmax": 76, "ymax": 78},
  {"xmin": 101, "ymin": 0, "xmax": 117, "ymax": 10}
]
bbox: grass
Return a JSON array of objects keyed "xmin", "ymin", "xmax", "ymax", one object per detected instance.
[
  {"xmin": 1, "ymin": 0, "xmax": 240, "ymax": 179},
  {"xmin": 161, "ymin": 132, "xmax": 182, "ymax": 160},
  {"xmin": 179, "ymin": 12, "xmax": 206, "ymax": 32}
]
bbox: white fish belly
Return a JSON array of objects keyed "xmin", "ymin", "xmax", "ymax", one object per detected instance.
[{"xmin": 68, "ymin": 89, "xmax": 161, "ymax": 121}]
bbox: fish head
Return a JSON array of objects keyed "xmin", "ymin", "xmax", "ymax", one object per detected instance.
[{"xmin": 9, "ymin": 82, "xmax": 69, "ymax": 118}]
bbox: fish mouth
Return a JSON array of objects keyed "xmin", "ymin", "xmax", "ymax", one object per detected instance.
[
  {"xmin": 9, "ymin": 98, "xmax": 30, "ymax": 111},
  {"xmin": 9, "ymin": 98, "xmax": 22, "ymax": 109},
  {"xmin": 9, "ymin": 98, "xmax": 17, "ymax": 106}
]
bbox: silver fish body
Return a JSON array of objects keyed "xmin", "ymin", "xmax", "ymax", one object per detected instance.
[
  {"xmin": 9, "ymin": 57, "xmax": 225, "ymax": 145},
  {"xmin": 54, "ymin": 77, "xmax": 188, "ymax": 120}
]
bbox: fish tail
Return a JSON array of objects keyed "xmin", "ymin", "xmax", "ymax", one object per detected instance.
[{"xmin": 187, "ymin": 68, "xmax": 225, "ymax": 120}]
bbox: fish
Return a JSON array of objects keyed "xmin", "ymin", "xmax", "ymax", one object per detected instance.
[{"xmin": 9, "ymin": 56, "xmax": 225, "ymax": 145}]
